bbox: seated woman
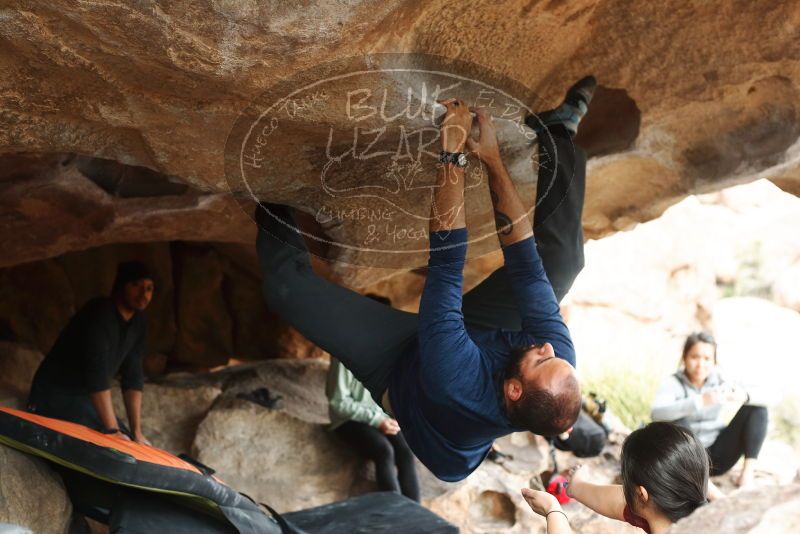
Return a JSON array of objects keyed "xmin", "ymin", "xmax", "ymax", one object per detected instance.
[
  {"xmin": 326, "ymin": 320, "xmax": 419, "ymax": 502},
  {"xmin": 651, "ymin": 331, "xmax": 768, "ymax": 487},
  {"xmin": 522, "ymin": 422, "xmax": 709, "ymax": 534}
]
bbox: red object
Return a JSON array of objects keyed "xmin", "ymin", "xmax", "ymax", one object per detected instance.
[
  {"xmin": 546, "ymin": 474, "xmax": 572, "ymax": 504},
  {"xmin": 623, "ymin": 505, "xmax": 652, "ymax": 533}
]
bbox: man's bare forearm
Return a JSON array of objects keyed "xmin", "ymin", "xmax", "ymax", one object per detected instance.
[
  {"xmin": 485, "ymin": 159, "xmax": 533, "ymax": 246},
  {"xmin": 123, "ymin": 389, "xmax": 143, "ymax": 435},
  {"xmin": 429, "ymin": 165, "xmax": 466, "ymax": 232},
  {"xmin": 89, "ymin": 389, "xmax": 119, "ymax": 431}
]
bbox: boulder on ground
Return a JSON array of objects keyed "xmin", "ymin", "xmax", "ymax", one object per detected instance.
[
  {"xmin": 111, "ymin": 382, "xmax": 221, "ymax": 454},
  {"xmin": 0, "ymin": 445, "xmax": 72, "ymax": 534},
  {"xmin": 423, "ymin": 432, "xmax": 640, "ymax": 534},
  {"xmin": 0, "ymin": 342, "xmax": 43, "ymax": 397},
  {"xmin": 672, "ymin": 484, "xmax": 800, "ymax": 533},
  {"xmin": 192, "ymin": 397, "xmax": 359, "ymax": 513}
]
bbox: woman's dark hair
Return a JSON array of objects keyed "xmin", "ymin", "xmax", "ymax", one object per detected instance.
[
  {"xmin": 621, "ymin": 422, "xmax": 709, "ymax": 523},
  {"xmin": 681, "ymin": 331, "xmax": 717, "ymax": 365}
]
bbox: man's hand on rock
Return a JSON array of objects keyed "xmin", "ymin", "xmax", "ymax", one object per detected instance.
[
  {"xmin": 465, "ymin": 107, "xmax": 502, "ymax": 167},
  {"xmin": 109, "ymin": 430, "xmax": 132, "ymax": 441},
  {"xmin": 439, "ymin": 98, "xmax": 473, "ymax": 153},
  {"xmin": 379, "ymin": 418, "xmax": 401, "ymax": 436},
  {"xmin": 133, "ymin": 431, "xmax": 152, "ymax": 446}
]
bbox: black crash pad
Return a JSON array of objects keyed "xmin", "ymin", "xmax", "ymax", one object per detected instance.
[{"xmin": 284, "ymin": 492, "xmax": 458, "ymax": 533}]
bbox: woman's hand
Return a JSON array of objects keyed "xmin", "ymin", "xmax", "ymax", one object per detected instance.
[
  {"xmin": 565, "ymin": 464, "xmax": 587, "ymax": 499},
  {"xmin": 439, "ymin": 98, "xmax": 473, "ymax": 153},
  {"xmin": 702, "ymin": 389, "xmax": 721, "ymax": 406},
  {"xmin": 521, "ymin": 488, "xmax": 561, "ymax": 517},
  {"xmin": 721, "ymin": 384, "xmax": 749, "ymax": 404},
  {"xmin": 378, "ymin": 418, "xmax": 401, "ymax": 436}
]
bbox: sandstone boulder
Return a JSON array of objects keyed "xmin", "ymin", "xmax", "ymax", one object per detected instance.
[
  {"xmin": 671, "ymin": 484, "xmax": 800, "ymax": 534},
  {"xmin": 1, "ymin": 2, "xmax": 800, "ymax": 283},
  {"xmin": 187, "ymin": 359, "xmax": 362, "ymax": 512},
  {"xmin": 0, "ymin": 342, "xmax": 43, "ymax": 397},
  {"xmin": 213, "ymin": 359, "xmax": 331, "ymax": 423},
  {"xmin": 0, "ymin": 446, "xmax": 72, "ymax": 534},
  {"xmin": 0, "ymin": 258, "xmax": 75, "ymax": 355},
  {"xmin": 111, "ymin": 381, "xmax": 221, "ymax": 454},
  {"xmin": 423, "ymin": 432, "xmax": 642, "ymax": 534},
  {"xmin": 172, "ymin": 243, "xmax": 234, "ymax": 368},
  {"xmin": 192, "ymin": 398, "xmax": 359, "ymax": 513}
]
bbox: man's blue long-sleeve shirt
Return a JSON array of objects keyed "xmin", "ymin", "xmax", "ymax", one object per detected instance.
[{"xmin": 389, "ymin": 228, "xmax": 575, "ymax": 482}]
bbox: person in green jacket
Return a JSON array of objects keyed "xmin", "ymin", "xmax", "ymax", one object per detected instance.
[{"xmin": 326, "ymin": 295, "xmax": 420, "ymax": 502}]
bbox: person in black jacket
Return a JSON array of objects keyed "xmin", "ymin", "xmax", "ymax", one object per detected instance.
[{"xmin": 28, "ymin": 261, "xmax": 155, "ymax": 444}]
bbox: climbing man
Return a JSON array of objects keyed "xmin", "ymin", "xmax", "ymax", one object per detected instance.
[
  {"xmin": 256, "ymin": 77, "xmax": 596, "ymax": 481},
  {"xmin": 28, "ymin": 261, "xmax": 155, "ymax": 444}
]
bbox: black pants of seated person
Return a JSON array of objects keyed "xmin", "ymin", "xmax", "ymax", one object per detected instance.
[
  {"xmin": 256, "ymin": 124, "xmax": 586, "ymax": 401},
  {"xmin": 335, "ymin": 422, "xmax": 420, "ymax": 502},
  {"xmin": 707, "ymin": 405, "xmax": 769, "ymax": 476}
]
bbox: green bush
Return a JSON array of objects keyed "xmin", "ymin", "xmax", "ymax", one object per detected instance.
[
  {"xmin": 770, "ymin": 395, "xmax": 800, "ymax": 453},
  {"xmin": 583, "ymin": 369, "xmax": 662, "ymax": 430}
]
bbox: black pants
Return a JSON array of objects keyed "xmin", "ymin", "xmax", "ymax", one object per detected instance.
[
  {"xmin": 27, "ymin": 384, "xmax": 130, "ymax": 434},
  {"xmin": 334, "ymin": 421, "xmax": 420, "ymax": 502},
  {"xmin": 257, "ymin": 124, "xmax": 586, "ymax": 400},
  {"xmin": 707, "ymin": 405, "xmax": 769, "ymax": 476}
]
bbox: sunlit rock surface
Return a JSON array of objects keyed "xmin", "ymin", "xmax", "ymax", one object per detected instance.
[{"xmin": 1, "ymin": 1, "xmax": 798, "ymax": 279}]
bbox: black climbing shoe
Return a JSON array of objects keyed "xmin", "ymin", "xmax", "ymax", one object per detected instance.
[{"xmin": 525, "ymin": 75, "xmax": 597, "ymax": 136}]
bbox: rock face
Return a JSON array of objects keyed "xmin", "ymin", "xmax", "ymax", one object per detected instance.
[
  {"xmin": 671, "ymin": 484, "xmax": 800, "ymax": 534},
  {"xmin": 0, "ymin": 445, "xmax": 72, "ymax": 534},
  {"xmin": 0, "ymin": 1, "xmax": 798, "ymax": 278},
  {"xmin": 191, "ymin": 360, "xmax": 361, "ymax": 512},
  {"xmin": 111, "ymin": 382, "xmax": 221, "ymax": 453},
  {"xmin": 0, "ymin": 240, "xmax": 331, "ymax": 372},
  {"xmin": 0, "ymin": 233, "xmax": 502, "ymax": 370},
  {"xmin": 422, "ymin": 431, "xmax": 643, "ymax": 534},
  {"xmin": 0, "ymin": 342, "xmax": 43, "ymax": 398},
  {"xmin": 194, "ymin": 399, "xmax": 360, "ymax": 512}
]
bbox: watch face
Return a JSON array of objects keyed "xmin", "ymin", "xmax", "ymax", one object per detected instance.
[{"xmin": 457, "ymin": 153, "xmax": 468, "ymax": 167}]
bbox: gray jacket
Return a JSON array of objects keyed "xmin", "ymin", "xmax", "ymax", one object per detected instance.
[{"xmin": 650, "ymin": 369, "xmax": 727, "ymax": 447}]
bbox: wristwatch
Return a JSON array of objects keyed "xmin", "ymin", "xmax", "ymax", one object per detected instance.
[{"xmin": 439, "ymin": 151, "xmax": 468, "ymax": 168}]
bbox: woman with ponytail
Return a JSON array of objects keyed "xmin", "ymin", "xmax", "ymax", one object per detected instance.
[{"xmin": 522, "ymin": 422, "xmax": 711, "ymax": 533}]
